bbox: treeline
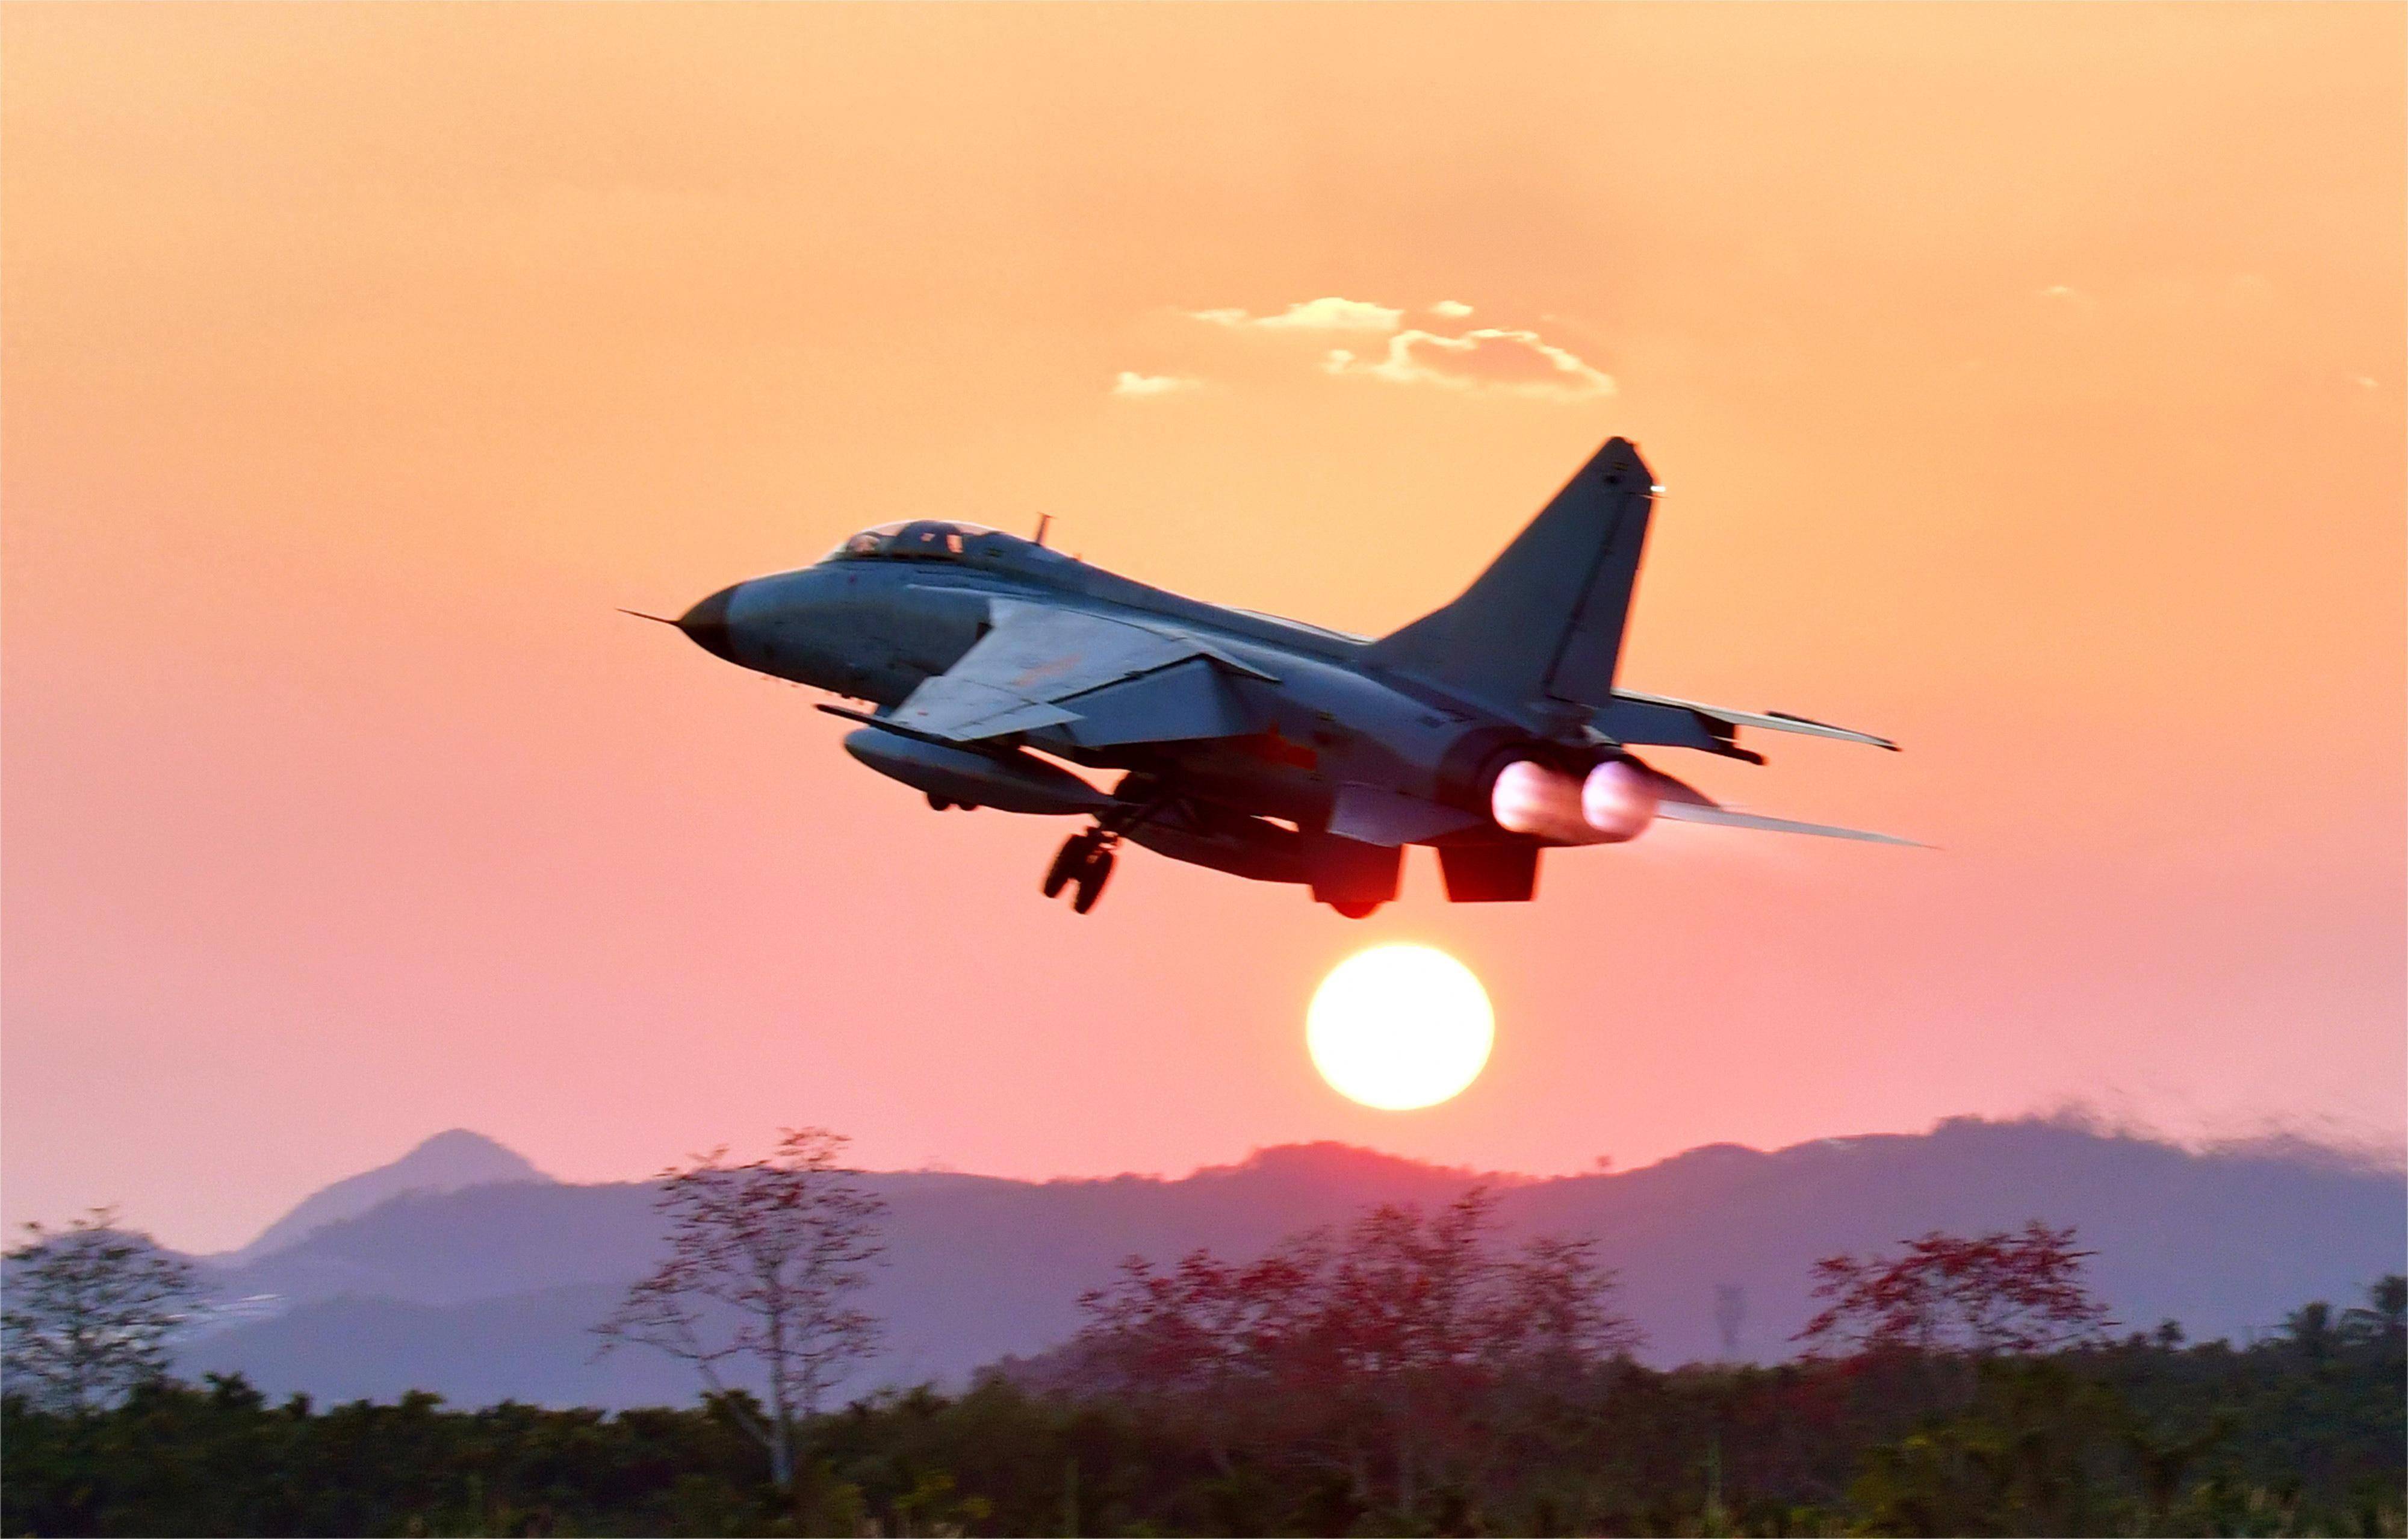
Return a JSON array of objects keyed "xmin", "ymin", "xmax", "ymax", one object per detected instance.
[
  {"xmin": 2, "ymin": 1305, "xmax": 2402, "ymax": 1537},
  {"xmin": 5, "ymin": 1157, "xmax": 2402, "ymax": 1535}
]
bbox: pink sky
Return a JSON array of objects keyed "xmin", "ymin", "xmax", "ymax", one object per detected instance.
[{"xmin": 5, "ymin": 4, "xmax": 2401, "ymax": 1252}]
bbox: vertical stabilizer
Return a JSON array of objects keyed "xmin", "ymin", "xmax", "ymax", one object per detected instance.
[{"xmin": 1364, "ymin": 437, "xmax": 1656, "ymax": 711}]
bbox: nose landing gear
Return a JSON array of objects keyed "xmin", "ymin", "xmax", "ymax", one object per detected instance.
[{"xmin": 1044, "ymin": 827, "xmax": 1117, "ymax": 915}]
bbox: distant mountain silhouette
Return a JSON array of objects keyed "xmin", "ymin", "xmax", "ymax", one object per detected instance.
[
  {"xmin": 179, "ymin": 1117, "xmax": 2404, "ymax": 1410},
  {"xmin": 231, "ymin": 1129, "xmax": 552, "ymax": 1263}
]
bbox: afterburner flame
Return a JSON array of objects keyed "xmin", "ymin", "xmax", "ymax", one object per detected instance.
[
  {"xmin": 1490, "ymin": 759, "xmax": 1657, "ymax": 844},
  {"xmin": 1581, "ymin": 760, "xmax": 1657, "ymax": 841}
]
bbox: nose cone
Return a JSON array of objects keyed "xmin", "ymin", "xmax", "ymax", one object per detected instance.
[{"xmin": 677, "ymin": 585, "xmax": 740, "ymax": 661}]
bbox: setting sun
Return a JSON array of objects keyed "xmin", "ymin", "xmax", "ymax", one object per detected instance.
[{"xmin": 1307, "ymin": 945, "xmax": 1495, "ymax": 1110}]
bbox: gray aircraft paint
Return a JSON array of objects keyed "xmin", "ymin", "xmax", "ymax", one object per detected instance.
[{"xmin": 655, "ymin": 438, "xmax": 1908, "ymax": 916}]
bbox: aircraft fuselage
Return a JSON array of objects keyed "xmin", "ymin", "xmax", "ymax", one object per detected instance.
[{"xmin": 684, "ymin": 552, "xmax": 1509, "ymax": 839}]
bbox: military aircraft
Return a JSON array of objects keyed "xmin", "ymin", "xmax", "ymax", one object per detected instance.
[{"xmin": 643, "ymin": 437, "xmax": 1909, "ymax": 917}]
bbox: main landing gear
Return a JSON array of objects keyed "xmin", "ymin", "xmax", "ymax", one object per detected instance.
[{"xmin": 1043, "ymin": 827, "xmax": 1117, "ymax": 915}]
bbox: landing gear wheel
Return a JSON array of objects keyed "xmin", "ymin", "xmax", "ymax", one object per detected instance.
[
  {"xmin": 1329, "ymin": 898, "xmax": 1382, "ymax": 919},
  {"xmin": 1043, "ymin": 832, "xmax": 1096, "ymax": 899},
  {"xmin": 1047, "ymin": 825, "xmax": 1122, "ymax": 912},
  {"xmin": 928, "ymin": 793, "xmax": 954, "ymax": 811},
  {"xmin": 1070, "ymin": 848, "xmax": 1116, "ymax": 915}
]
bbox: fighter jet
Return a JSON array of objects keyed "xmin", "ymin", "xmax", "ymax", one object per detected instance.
[{"xmin": 645, "ymin": 437, "xmax": 1908, "ymax": 917}]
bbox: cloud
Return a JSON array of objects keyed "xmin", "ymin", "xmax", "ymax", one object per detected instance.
[
  {"xmin": 1111, "ymin": 370, "xmax": 1202, "ymax": 398},
  {"xmin": 1324, "ymin": 327, "xmax": 1613, "ymax": 401},
  {"xmin": 1187, "ymin": 296, "xmax": 1404, "ymax": 333},
  {"xmin": 1176, "ymin": 296, "xmax": 1607, "ymax": 400}
]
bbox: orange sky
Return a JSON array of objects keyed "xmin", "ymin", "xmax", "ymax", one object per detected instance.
[{"xmin": 5, "ymin": 4, "xmax": 2401, "ymax": 1252}]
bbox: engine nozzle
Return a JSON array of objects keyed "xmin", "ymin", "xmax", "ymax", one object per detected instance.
[{"xmin": 1490, "ymin": 758, "xmax": 1658, "ymax": 844}]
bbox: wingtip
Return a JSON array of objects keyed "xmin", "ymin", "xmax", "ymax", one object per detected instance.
[
  {"xmin": 1761, "ymin": 709, "xmax": 1899, "ymax": 751},
  {"xmin": 1653, "ymin": 801, "xmax": 1927, "ymax": 848}
]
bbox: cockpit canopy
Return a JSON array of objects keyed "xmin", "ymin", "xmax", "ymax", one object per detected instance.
[{"xmin": 821, "ymin": 519, "xmax": 1062, "ymax": 568}]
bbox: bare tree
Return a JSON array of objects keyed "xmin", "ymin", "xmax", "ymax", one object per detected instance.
[
  {"xmin": 3, "ymin": 1208, "xmax": 202, "ymax": 1413},
  {"xmin": 594, "ymin": 1128, "xmax": 884, "ymax": 1490}
]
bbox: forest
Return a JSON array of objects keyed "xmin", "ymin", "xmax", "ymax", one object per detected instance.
[
  {"xmin": 4, "ymin": 1290, "xmax": 2402, "ymax": 1537},
  {"xmin": 5, "ymin": 1138, "xmax": 2401, "ymax": 1537}
]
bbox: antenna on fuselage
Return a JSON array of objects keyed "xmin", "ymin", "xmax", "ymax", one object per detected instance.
[{"xmin": 1033, "ymin": 512, "xmax": 1053, "ymax": 547}]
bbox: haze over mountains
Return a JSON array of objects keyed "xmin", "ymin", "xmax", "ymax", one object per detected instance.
[{"xmin": 177, "ymin": 1119, "xmax": 2405, "ymax": 1410}]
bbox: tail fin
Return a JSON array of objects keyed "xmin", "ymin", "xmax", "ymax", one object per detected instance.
[{"xmin": 1365, "ymin": 437, "xmax": 1656, "ymax": 710}]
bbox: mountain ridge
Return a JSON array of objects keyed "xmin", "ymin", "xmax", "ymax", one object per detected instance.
[
  {"xmin": 176, "ymin": 1115, "xmax": 2406, "ymax": 1408},
  {"xmin": 230, "ymin": 1128, "xmax": 553, "ymax": 1263}
]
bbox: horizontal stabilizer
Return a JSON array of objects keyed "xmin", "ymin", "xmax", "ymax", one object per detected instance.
[
  {"xmin": 1595, "ymin": 690, "xmax": 1898, "ymax": 755},
  {"xmin": 1654, "ymin": 801, "xmax": 1924, "ymax": 847}
]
